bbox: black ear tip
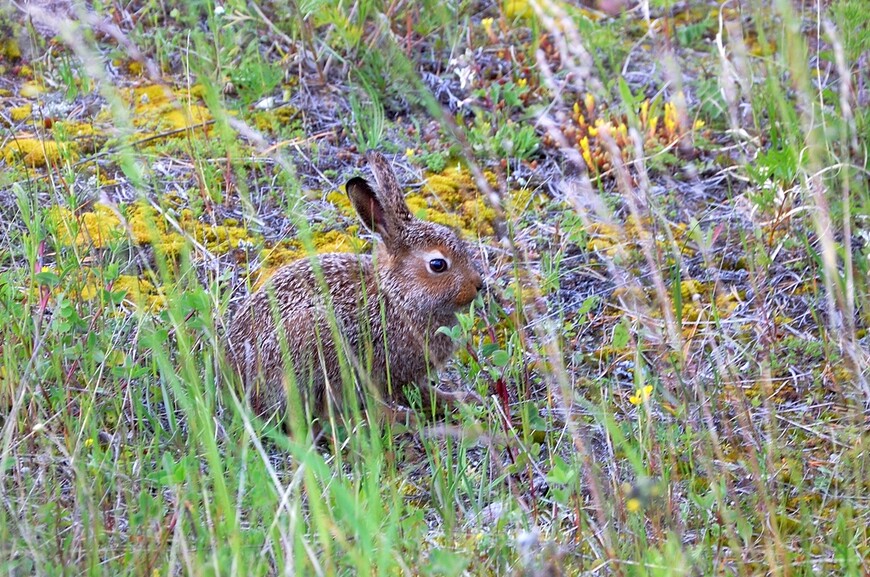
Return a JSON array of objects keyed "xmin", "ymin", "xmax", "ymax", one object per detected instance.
[{"xmin": 346, "ymin": 176, "xmax": 370, "ymax": 195}]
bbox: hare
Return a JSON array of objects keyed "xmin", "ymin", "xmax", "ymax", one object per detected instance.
[{"xmin": 226, "ymin": 151, "xmax": 484, "ymax": 429}]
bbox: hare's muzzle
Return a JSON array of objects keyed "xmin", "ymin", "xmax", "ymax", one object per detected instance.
[{"xmin": 455, "ymin": 269, "xmax": 483, "ymax": 306}]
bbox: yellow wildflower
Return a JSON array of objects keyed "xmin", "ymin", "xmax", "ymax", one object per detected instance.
[
  {"xmin": 579, "ymin": 136, "xmax": 593, "ymax": 169},
  {"xmin": 648, "ymin": 116, "xmax": 659, "ymax": 138},
  {"xmin": 584, "ymin": 92, "xmax": 595, "ymax": 115},
  {"xmin": 481, "ymin": 17, "xmax": 495, "ymax": 37},
  {"xmin": 664, "ymin": 102, "xmax": 678, "ymax": 136},
  {"xmin": 629, "ymin": 385, "xmax": 653, "ymax": 405},
  {"xmin": 503, "ymin": 0, "xmax": 531, "ymax": 19},
  {"xmin": 617, "ymin": 123, "xmax": 628, "ymax": 139}
]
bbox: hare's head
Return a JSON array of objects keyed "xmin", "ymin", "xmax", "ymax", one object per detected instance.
[{"xmin": 346, "ymin": 152, "xmax": 483, "ymax": 318}]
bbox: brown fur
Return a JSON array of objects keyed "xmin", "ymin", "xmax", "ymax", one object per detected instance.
[{"xmin": 226, "ymin": 152, "xmax": 483, "ymax": 427}]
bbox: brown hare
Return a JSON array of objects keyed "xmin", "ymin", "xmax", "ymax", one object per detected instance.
[{"xmin": 227, "ymin": 151, "xmax": 484, "ymax": 430}]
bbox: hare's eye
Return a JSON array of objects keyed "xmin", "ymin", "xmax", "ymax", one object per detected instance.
[{"xmin": 428, "ymin": 258, "xmax": 449, "ymax": 273}]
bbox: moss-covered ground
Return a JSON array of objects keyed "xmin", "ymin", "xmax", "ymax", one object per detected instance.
[{"xmin": 0, "ymin": 0, "xmax": 868, "ymax": 575}]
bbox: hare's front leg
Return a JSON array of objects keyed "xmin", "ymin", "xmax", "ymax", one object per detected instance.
[{"xmin": 419, "ymin": 383, "xmax": 484, "ymax": 412}]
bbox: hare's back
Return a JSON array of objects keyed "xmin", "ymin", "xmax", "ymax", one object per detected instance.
[
  {"xmin": 227, "ymin": 252, "xmax": 377, "ymax": 375},
  {"xmin": 239, "ymin": 253, "xmax": 375, "ymax": 324}
]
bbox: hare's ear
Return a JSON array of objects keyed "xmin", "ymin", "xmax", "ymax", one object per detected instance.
[
  {"xmin": 346, "ymin": 176, "xmax": 401, "ymax": 246},
  {"xmin": 366, "ymin": 151, "xmax": 413, "ymax": 223}
]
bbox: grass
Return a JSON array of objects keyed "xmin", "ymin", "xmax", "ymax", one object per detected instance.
[{"xmin": 1, "ymin": 0, "xmax": 868, "ymax": 575}]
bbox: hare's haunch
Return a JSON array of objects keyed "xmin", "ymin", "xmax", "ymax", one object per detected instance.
[{"xmin": 227, "ymin": 152, "xmax": 483, "ymax": 425}]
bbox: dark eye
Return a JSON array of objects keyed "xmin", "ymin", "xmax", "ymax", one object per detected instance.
[{"xmin": 428, "ymin": 258, "xmax": 448, "ymax": 273}]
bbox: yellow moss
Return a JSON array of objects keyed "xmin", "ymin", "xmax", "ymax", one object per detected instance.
[
  {"xmin": 280, "ymin": 229, "xmax": 366, "ymax": 261},
  {"xmin": 126, "ymin": 203, "xmax": 162, "ymax": 244},
  {"xmin": 48, "ymin": 204, "xmax": 122, "ymax": 248},
  {"xmin": 126, "ymin": 203, "xmax": 185, "ymax": 255},
  {"xmin": 586, "ymin": 222, "xmax": 623, "ymax": 255},
  {"xmin": 311, "ymin": 229, "xmax": 364, "ymax": 253},
  {"xmin": 124, "ymin": 84, "xmax": 213, "ymax": 134},
  {"xmin": 255, "ymin": 229, "xmax": 367, "ymax": 286},
  {"xmin": 680, "ymin": 302, "xmax": 703, "ymax": 323},
  {"xmin": 19, "ymin": 81, "xmax": 44, "ymax": 98},
  {"xmin": 425, "ymin": 173, "xmax": 463, "ymax": 198},
  {"xmin": 10, "ymin": 104, "xmax": 32, "ymax": 122},
  {"xmin": 715, "ymin": 290, "xmax": 740, "ymax": 316},
  {"xmin": 327, "ymin": 190, "xmax": 356, "ymax": 217},
  {"xmin": 0, "ymin": 88, "xmax": 11, "ymax": 97},
  {"xmin": 57, "ymin": 121, "xmax": 99, "ymax": 138},
  {"xmin": 127, "ymin": 61, "xmax": 143, "ymax": 76},
  {"xmin": 112, "ymin": 275, "xmax": 165, "ymax": 309},
  {"xmin": 459, "ymin": 198, "xmax": 496, "ymax": 236},
  {"xmin": 132, "ymin": 84, "xmax": 172, "ymax": 106},
  {"xmin": 78, "ymin": 273, "xmax": 165, "ymax": 310},
  {"xmin": 193, "ymin": 220, "xmax": 253, "ymax": 253},
  {"xmin": 250, "ymin": 106, "xmax": 299, "ymax": 134},
  {"xmin": 422, "ymin": 166, "xmax": 497, "ymax": 236},
  {"xmin": 127, "ymin": 202, "xmax": 258, "ymax": 256},
  {"xmin": 425, "ymin": 166, "xmax": 496, "ymax": 205},
  {"xmin": 404, "ymin": 194, "xmax": 429, "ymax": 216},
  {"xmin": 674, "ymin": 283, "xmax": 743, "ymax": 323},
  {"xmin": 406, "ymin": 194, "xmax": 463, "ymax": 229},
  {"xmin": 679, "ymin": 279, "xmax": 704, "ymax": 300},
  {"xmin": 251, "ymin": 112, "xmax": 275, "ymax": 133},
  {"xmin": 49, "ymin": 201, "xmax": 258, "ymax": 257},
  {"xmin": 159, "ymin": 106, "xmax": 211, "ymax": 131},
  {"xmin": 188, "ymin": 84, "xmax": 210, "ymax": 99},
  {"xmin": 671, "ymin": 222, "xmax": 689, "ymax": 239},
  {"xmin": 259, "ymin": 240, "xmax": 301, "ymax": 268},
  {"xmin": 2, "ymin": 38, "xmax": 21, "ymax": 60},
  {"xmin": 611, "ymin": 284, "xmax": 647, "ymax": 304},
  {"xmin": 3, "ymin": 138, "xmax": 78, "ymax": 168},
  {"xmin": 508, "ymin": 188, "xmax": 545, "ymax": 214}
]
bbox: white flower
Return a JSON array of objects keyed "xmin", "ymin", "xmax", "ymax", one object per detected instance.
[
  {"xmin": 449, "ymin": 49, "xmax": 477, "ymax": 90},
  {"xmin": 455, "ymin": 66, "xmax": 475, "ymax": 90},
  {"xmin": 255, "ymin": 96, "xmax": 276, "ymax": 110}
]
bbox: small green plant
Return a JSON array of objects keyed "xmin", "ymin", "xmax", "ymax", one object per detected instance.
[
  {"xmin": 464, "ymin": 80, "xmax": 541, "ymax": 163},
  {"xmin": 421, "ymin": 150, "xmax": 449, "ymax": 173},
  {"xmin": 228, "ymin": 48, "xmax": 284, "ymax": 105},
  {"xmin": 348, "ymin": 80, "xmax": 386, "ymax": 152}
]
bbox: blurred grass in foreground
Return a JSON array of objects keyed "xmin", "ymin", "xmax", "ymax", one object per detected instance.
[{"xmin": 0, "ymin": 0, "xmax": 868, "ymax": 575}]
